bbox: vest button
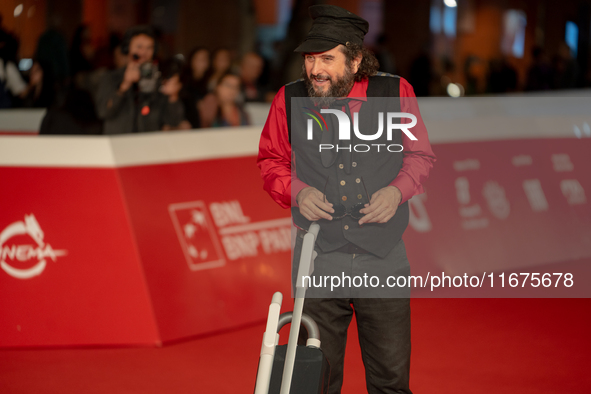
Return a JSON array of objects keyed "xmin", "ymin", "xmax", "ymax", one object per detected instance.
[
  {"xmin": 344, "ymin": 225, "xmax": 349, "ymax": 230},
  {"xmin": 356, "ymin": 178, "xmax": 361, "ymax": 183},
  {"xmin": 340, "ymin": 180, "xmax": 346, "ymax": 186},
  {"xmin": 357, "ymin": 194, "xmax": 363, "ymax": 199},
  {"xmin": 339, "ymin": 164, "xmax": 344, "ymax": 169},
  {"xmin": 352, "ymin": 162, "xmax": 357, "ymax": 167},
  {"xmin": 342, "ymin": 196, "xmax": 347, "ymax": 201}
]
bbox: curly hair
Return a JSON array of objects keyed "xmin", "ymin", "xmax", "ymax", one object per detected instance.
[{"xmin": 341, "ymin": 43, "xmax": 380, "ymax": 82}]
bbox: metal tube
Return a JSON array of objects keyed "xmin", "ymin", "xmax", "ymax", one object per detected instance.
[
  {"xmin": 254, "ymin": 292, "xmax": 283, "ymax": 394},
  {"xmin": 279, "ymin": 223, "xmax": 319, "ymax": 394}
]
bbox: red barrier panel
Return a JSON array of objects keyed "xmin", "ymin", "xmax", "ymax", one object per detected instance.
[
  {"xmin": 1, "ymin": 134, "xmax": 589, "ymax": 347},
  {"xmin": 117, "ymin": 156, "xmax": 292, "ymax": 342},
  {"xmin": 0, "ymin": 168, "xmax": 159, "ymax": 347},
  {"xmin": 404, "ymin": 138, "xmax": 591, "ymax": 298}
]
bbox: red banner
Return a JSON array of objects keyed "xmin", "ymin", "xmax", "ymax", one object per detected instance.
[
  {"xmin": 116, "ymin": 156, "xmax": 292, "ymax": 342},
  {"xmin": 0, "ymin": 168, "xmax": 159, "ymax": 347},
  {"xmin": 405, "ymin": 138, "xmax": 591, "ymax": 281},
  {"xmin": 1, "ymin": 137, "xmax": 589, "ymax": 347}
]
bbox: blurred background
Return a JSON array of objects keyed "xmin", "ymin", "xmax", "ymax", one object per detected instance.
[
  {"xmin": 1, "ymin": 1, "xmax": 591, "ymax": 393},
  {"xmin": 0, "ymin": 0, "xmax": 590, "ymax": 134}
]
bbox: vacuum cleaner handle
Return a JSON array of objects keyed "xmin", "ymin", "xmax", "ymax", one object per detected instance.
[
  {"xmin": 254, "ymin": 292, "xmax": 283, "ymax": 394},
  {"xmin": 280, "ymin": 222, "xmax": 320, "ymax": 394},
  {"xmin": 277, "ymin": 312, "xmax": 321, "ymax": 349}
]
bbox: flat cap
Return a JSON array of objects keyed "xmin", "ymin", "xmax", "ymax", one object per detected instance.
[{"xmin": 294, "ymin": 5, "xmax": 369, "ymax": 53}]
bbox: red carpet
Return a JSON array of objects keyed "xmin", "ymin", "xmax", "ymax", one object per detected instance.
[{"xmin": 1, "ymin": 299, "xmax": 590, "ymax": 393}]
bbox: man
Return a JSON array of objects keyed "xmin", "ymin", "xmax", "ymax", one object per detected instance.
[
  {"xmin": 96, "ymin": 26, "xmax": 186, "ymax": 134},
  {"xmin": 257, "ymin": 5, "xmax": 435, "ymax": 393}
]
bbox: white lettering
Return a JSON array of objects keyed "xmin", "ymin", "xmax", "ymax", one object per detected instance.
[
  {"xmin": 317, "ymin": 144, "xmax": 404, "ymax": 153},
  {"xmin": 210, "ymin": 200, "xmax": 250, "ymax": 228},
  {"xmin": 307, "ymin": 118, "xmax": 314, "ymax": 140},
  {"xmin": 387, "ymin": 113, "xmax": 417, "ymax": 140},
  {"xmin": 308, "ymin": 111, "xmax": 417, "ymax": 141},
  {"xmin": 353, "ymin": 112, "xmax": 384, "ymax": 140},
  {"xmin": 1, "ymin": 245, "xmax": 16, "ymax": 261},
  {"xmin": 353, "ymin": 144, "xmax": 370, "ymax": 152},
  {"xmin": 387, "ymin": 144, "xmax": 403, "ymax": 152},
  {"xmin": 320, "ymin": 109, "xmax": 351, "ymax": 140},
  {"xmin": 1, "ymin": 244, "xmax": 61, "ymax": 262},
  {"xmin": 258, "ymin": 228, "xmax": 291, "ymax": 254},
  {"xmin": 221, "ymin": 232, "xmax": 259, "ymax": 260}
]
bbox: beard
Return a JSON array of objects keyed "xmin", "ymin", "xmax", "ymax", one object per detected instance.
[{"xmin": 303, "ymin": 64, "xmax": 355, "ymax": 107}]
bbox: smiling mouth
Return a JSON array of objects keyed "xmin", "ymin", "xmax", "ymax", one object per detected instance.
[{"xmin": 312, "ymin": 77, "xmax": 331, "ymax": 88}]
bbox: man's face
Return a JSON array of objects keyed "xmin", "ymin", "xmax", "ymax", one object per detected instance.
[
  {"xmin": 303, "ymin": 45, "xmax": 360, "ymax": 104},
  {"xmin": 128, "ymin": 34, "xmax": 155, "ymax": 64}
]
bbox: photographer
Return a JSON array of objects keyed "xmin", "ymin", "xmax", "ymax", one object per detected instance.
[{"xmin": 96, "ymin": 25, "xmax": 173, "ymax": 134}]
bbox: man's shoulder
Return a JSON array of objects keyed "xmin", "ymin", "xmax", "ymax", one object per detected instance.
[
  {"xmin": 283, "ymin": 79, "xmax": 307, "ymax": 97},
  {"xmin": 272, "ymin": 79, "xmax": 307, "ymax": 105},
  {"xmin": 101, "ymin": 67, "xmax": 125, "ymax": 84},
  {"xmin": 370, "ymin": 72, "xmax": 401, "ymax": 79},
  {"xmin": 285, "ymin": 78, "xmax": 305, "ymax": 87},
  {"xmin": 370, "ymin": 72, "xmax": 413, "ymax": 88},
  {"xmin": 367, "ymin": 73, "xmax": 416, "ymax": 97}
]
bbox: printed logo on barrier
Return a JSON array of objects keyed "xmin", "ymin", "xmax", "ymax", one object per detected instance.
[
  {"xmin": 170, "ymin": 200, "xmax": 293, "ymax": 270},
  {"xmin": 169, "ymin": 201, "xmax": 226, "ymax": 271},
  {"xmin": 1, "ymin": 214, "xmax": 67, "ymax": 279}
]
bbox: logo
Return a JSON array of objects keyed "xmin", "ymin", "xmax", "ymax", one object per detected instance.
[
  {"xmin": 170, "ymin": 200, "xmax": 292, "ymax": 268},
  {"xmin": 304, "ymin": 108, "xmax": 418, "ymax": 153},
  {"xmin": 1, "ymin": 214, "xmax": 67, "ymax": 279},
  {"xmin": 169, "ymin": 201, "xmax": 226, "ymax": 271},
  {"xmin": 303, "ymin": 107, "xmax": 328, "ymax": 133}
]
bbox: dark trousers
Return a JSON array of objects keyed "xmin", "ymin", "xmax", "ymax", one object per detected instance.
[
  {"xmin": 303, "ymin": 297, "xmax": 411, "ymax": 394},
  {"xmin": 294, "ymin": 236, "xmax": 412, "ymax": 393}
]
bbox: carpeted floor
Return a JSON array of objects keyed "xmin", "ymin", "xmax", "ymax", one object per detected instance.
[{"xmin": 1, "ymin": 298, "xmax": 590, "ymax": 393}]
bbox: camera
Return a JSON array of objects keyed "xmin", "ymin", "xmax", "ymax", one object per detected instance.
[{"xmin": 131, "ymin": 54, "xmax": 160, "ymax": 93}]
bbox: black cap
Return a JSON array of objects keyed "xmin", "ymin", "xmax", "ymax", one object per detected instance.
[{"xmin": 294, "ymin": 5, "xmax": 369, "ymax": 53}]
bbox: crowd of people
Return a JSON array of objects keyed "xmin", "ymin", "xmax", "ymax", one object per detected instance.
[
  {"xmin": 0, "ymin": 15, "xmax": 588, "ymax": 135},
  {"xmin": 0, "ymin": 19, "xmax": 271, "ymax": 135}
]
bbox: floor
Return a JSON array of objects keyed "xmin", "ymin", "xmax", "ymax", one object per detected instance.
[{"xmin": 1, "ymin": 298, "xmax": 590, "ymax": 393}]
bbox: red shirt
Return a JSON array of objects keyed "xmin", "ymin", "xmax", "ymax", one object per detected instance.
[{"xmin": 257, "ymin": 77, "xmax": 436, "ymax": 209}]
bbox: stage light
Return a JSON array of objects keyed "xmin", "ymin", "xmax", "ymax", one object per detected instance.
[
  {"xmin": 447, "ymin": 83, "xmax": 462, "ymax": 97},
  {"xmin": 444, "ymin": 0, "xmax": 457, "ymax": 8},
  {"xmin": 18, "ymin": 58, "xmax": 32, "ymax": 71},
  {"xmin": 14, "ymin": 4, "xmax": 23, "ymax": 17}
]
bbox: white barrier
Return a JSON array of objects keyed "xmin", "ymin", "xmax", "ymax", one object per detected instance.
[{"xmin": 2, "ymin": 90, "xmax": 591, "ymax": 137}]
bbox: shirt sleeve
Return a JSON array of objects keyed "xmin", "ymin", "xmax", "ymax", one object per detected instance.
[
  {"xmin": 96, "ymin": 70, "xmax": 127, "ymax": 120},
  {"xmin": 257, "ymin": 87, "xmax": 310, "ymax": 209},
  {"xmin": 389, "ymin": 77, "xmax": 436, "ymax": 204}
]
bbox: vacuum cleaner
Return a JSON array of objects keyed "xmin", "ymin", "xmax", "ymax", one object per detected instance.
[{"xmin": 253, "ymin": 223, "xmax": 330, "ymax": 394}]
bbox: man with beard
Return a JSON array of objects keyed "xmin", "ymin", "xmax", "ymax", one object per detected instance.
[
  {"xmin": 257, "ymin": 5, "xmax": 435, "ymax": 393},
  {"xmin": 96, "ymin": 26, "xmax": 187, "ymax": 134}
]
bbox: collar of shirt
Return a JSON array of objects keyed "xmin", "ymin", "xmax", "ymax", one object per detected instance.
[
  {"xmin": 333, "ymin": 78, "xmax": 368, "ymax": 113},
  {"xmin": 347, "ymin": 78, "xmax": 369, "ymax": 101}
]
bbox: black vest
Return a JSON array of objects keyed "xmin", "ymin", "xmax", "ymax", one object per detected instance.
[{"xmin": 286, "ymin": 73, "xmax": 409, "ymax": 258}]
